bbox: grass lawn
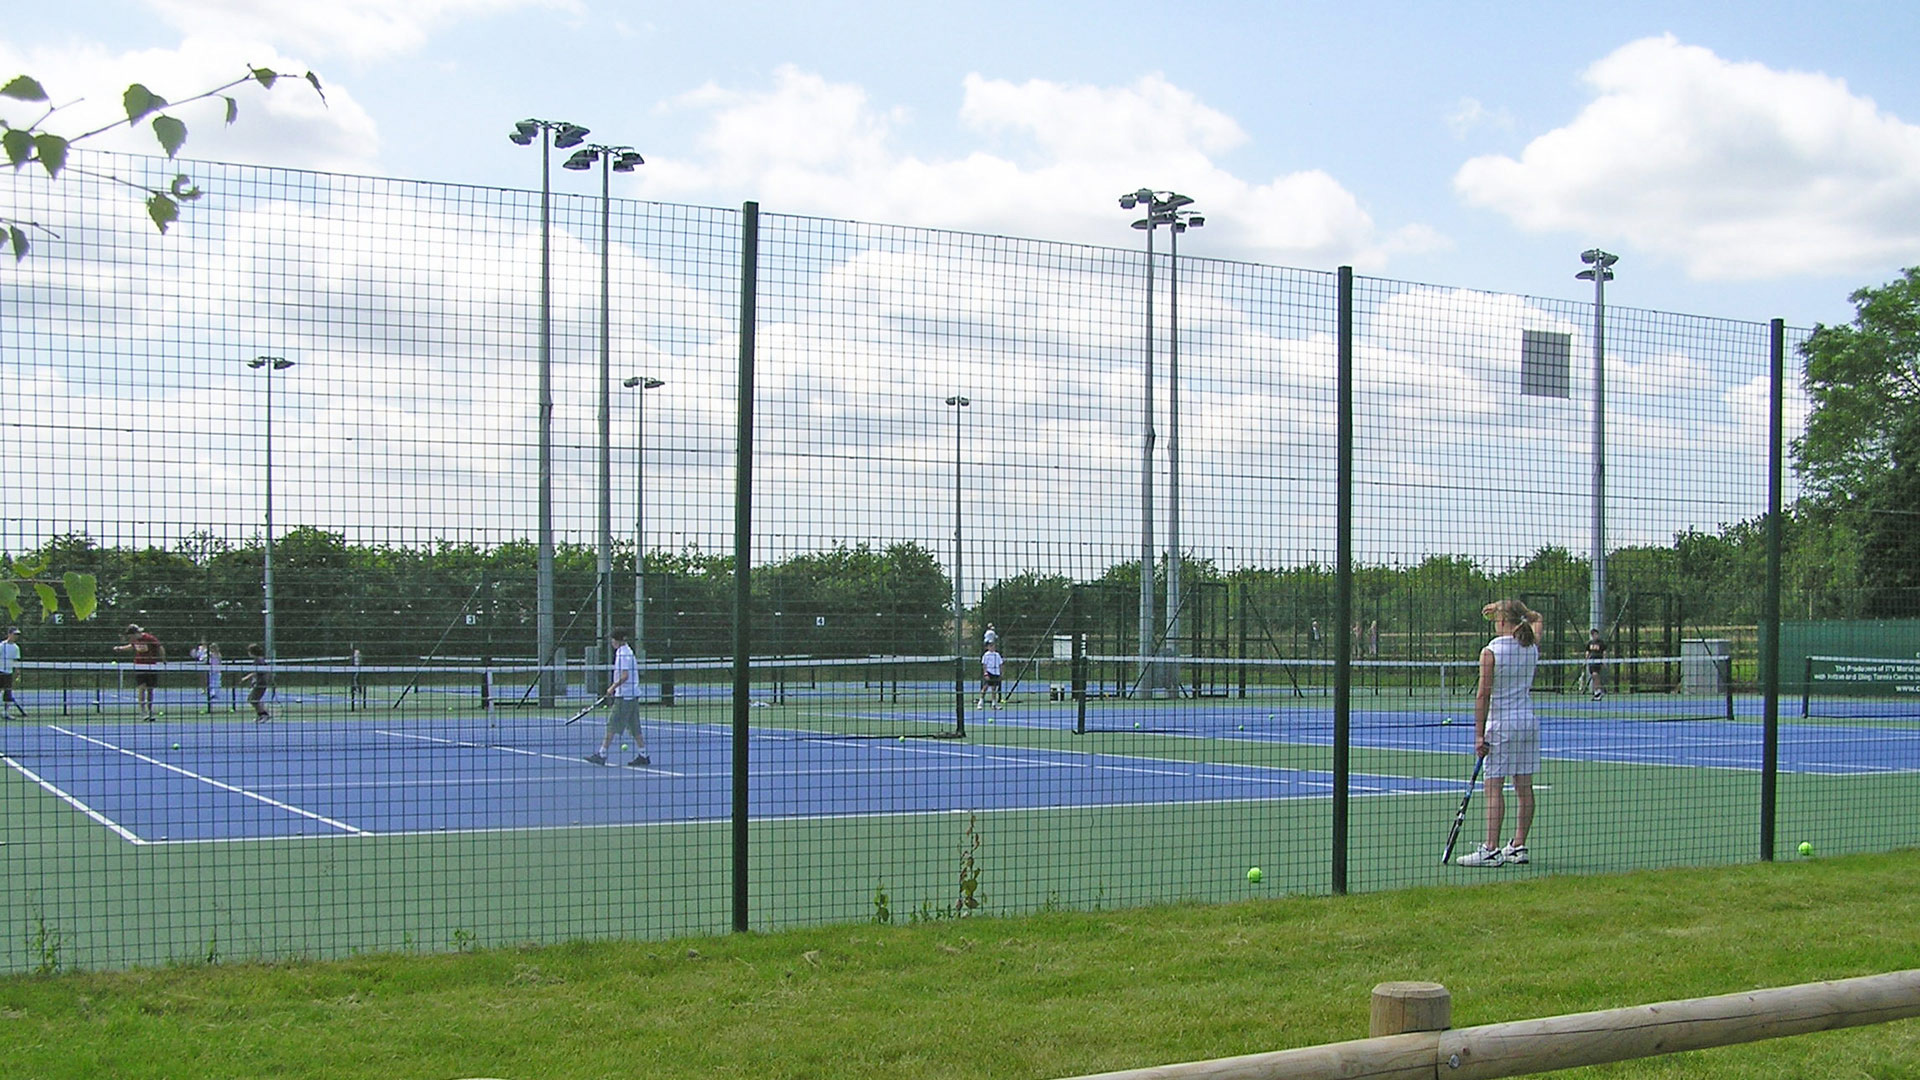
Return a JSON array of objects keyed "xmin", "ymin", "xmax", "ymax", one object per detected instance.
[{"xmin": 2, "ymin": 849, "xmax": 1918, "ymax": 1079}]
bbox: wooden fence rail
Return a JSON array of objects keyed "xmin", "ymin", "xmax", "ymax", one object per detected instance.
[{"xmin": 1059, "ymin": 969, "xmax": 1920, "ymax": 1080}]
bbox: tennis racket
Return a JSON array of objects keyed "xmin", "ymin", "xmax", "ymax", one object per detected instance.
[
  {"xmin": 563, "ymin": 695, "xmax": 608, "ymax": 726},
  {"xmin": 1441, "ymin": 755, "xmax": 1486, "ymax": 865}
]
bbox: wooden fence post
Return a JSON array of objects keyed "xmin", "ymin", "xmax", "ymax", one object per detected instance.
[{"xmin": 1370, "ymin": 981, "xmax": 1452, "ymax": 1037}]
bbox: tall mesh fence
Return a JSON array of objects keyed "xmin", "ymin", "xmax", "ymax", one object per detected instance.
[{"xmin": 2, "ymin": 151, "xmax": 1909, "ymax": 972}]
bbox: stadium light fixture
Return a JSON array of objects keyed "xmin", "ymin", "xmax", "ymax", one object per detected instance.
[
  {"xmin": 508, "ymin": 117, "xmax": 591, "ymax": 704},
  {"xmin": 1576, "ymin": 248, "xmax": 1618, "ymax": 638},
  {"xmin": 245, "ymin": 355, "xmax": 296, "ymax": 664}
]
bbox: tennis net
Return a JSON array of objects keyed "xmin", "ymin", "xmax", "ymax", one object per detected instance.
[
  {"xmin": 0, "ymin": 654, "xmax": 973, "ymax": 754},
  {"xmin": 1801, "ymin": 655, "xmax": 1920, "ymax": 721},
  {"xmin": 1061, "ymin": 655, "xmax": 1736, "ymax": 735}
]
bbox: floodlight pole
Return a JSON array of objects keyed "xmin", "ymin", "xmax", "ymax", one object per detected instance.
[
  {"xmin": 511, "ymin": 117, "xmax": 591, "ymax": 705},
  {"xmin": 1121, "ymin": 190, "xmax": 1203, "ymax": 696},
  {"xmin": 247, "ymin": 356, "xmax": 294, "ymax": 663},
  {"xmin": 625, "ymin": 376, "xmax": 664, "ymax": 673},
  {"xmin": 1577, "ymin": 249, "xmax": 1617, "ymax": 637},
  {"xmin": 1166, "ymin": 214, "xmax": 1183, "ymax": 685},
  {"xmin": 564, "ymin": 143, "xmax": 644, "ymax": 675},
  {"xmin": 946, "ymin": 395, "xmax": 971, "ymax": 734}
]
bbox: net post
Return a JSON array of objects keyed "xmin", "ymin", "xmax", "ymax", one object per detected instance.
[{"xmin": 1370, "ymin": 981, "xmax": 1451, "ymax": 1037}]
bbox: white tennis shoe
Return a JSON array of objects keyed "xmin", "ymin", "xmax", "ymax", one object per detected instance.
[{"xmin": 1456, "ymin": 843, "xmax": 1505, "ymax": 868}]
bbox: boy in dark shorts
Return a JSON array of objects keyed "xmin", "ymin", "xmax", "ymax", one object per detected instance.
[
  {"xmin": 113, "ymin": 624, "xmax": 165, "ymax": 721},
  {"xmin": 241, "ymin": 642, "xmax": 273, "ymax": 723}
]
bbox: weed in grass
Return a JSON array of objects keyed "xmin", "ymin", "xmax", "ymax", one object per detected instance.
[
  {"xmin": 871, "ymin": 883, "xmax": 892, "ymax": 925},
  {"xmin": 451, "ymin": 928, "xmax": 477, "ymax": 953},
  {"xmin": 28, "ymin": 903, "xmax": 65, "ymax": 976},
  {"xmin": 956, "ymin": 811, "xmax": 983, "ymax": 916}
]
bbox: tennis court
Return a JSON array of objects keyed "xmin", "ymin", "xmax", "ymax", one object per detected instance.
[{"xmin": 6, "ymin": 671, "xmax": 1914, "ymax": 849}]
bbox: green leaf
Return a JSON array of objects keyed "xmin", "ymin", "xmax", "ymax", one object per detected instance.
[
  {"xmin": 0, "ymin": 580, "xmax": 17, "ymax": 619},
  {"xmin": 11, "ymin": 555, "xmax": 47, "ymax": 578},
  {"xmin": 251, "ymin": 67, "xmax": 279, "ymax": 89},
  {"xmin": 63, "ymin": 572, "xmax": 98, "ymax": 621},
  {"xmin": 123, "ymin": 83, "xmax": 167, "ymax": 124},
  {"xmin": 151, "ymin": 115, "xmax": 187, "ymax": 157},
  {"xmin": 32, "ymin": 132, "xmax": 66, "ymax": 178},
  {"xmin": 7, "ymin": 225, "xmax": 26, "ymax": 262},
  {"xmin": 2, "ymin": 75, "xmax": 48, "ymax": 102},
  {"xmin": 2, "ymin": 128, "xmax": 32, "ymax": 167},
  {"xmin": 305, "ymin": 70, "xmax": 327, "ymax": 103},
  {"xmin": 147, "ymin": 192, "xmax": 179, "ymax": 233},
  {"xmin": 32, "ymin": 582, "xmax": 57, "ymax": 617},
  {"xmin": 224, "ymin": 96, "xmax": 238, "ymax": 125},
  {"xmin": 170, "ymin": 174, "xmax": 202, "ymax": 202}
]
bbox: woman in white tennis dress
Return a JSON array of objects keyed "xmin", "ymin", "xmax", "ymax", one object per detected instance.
[{"xmin": 1457, "ymin": 599, "xmax": 1543, "ymax": 868}]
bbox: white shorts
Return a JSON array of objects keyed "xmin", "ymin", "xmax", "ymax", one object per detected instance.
[{"xmin": 1485, "ymin": 719, "xmax": 1540, "ymax": 779}]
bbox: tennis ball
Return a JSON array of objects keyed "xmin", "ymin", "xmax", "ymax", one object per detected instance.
[
  {"xmin": 1134, "ymin": 722, "xmax": 1141, "ymax": 729},
  {"xmin": 171, "ymin": 742, "xmax": 180, "ymax": 750},
  {"xmin": 1267, "ymin": 714, "xmax": 1275, "ymax": 721},
  {"xmin": 622, "ymin": 743, "xmax": 629, "ymax": 750},
  {"xmin": 1798, "ymin": 841, "xmax": 1814, "ymax": 857},
  {"xmin": 1247, "ymin": 867, "xmax": 1263, "ymax": 883},
  {"xmin": 1443, "ymin": 717, "xmax": 1454, "ymax": 725}
]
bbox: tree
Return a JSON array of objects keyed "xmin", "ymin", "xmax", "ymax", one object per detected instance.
[
  {"xmin": 1796, "ymin": 267, "xmax": 1920, "ymax": 615},
  {"xmin": 2, "ymin": 66, "xmax": 324, "ymax": 260}
]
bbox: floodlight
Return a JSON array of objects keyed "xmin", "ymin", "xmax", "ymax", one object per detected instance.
[
  {"xmin": 945, "ymin": 395, "xmax": 970, "ymax": 407},
  {"xmin": 563, "ymin": 148, "xmax": 597, "ymax": 170},
  {"xmin": 510, "ymin": 119, "xmax": 539, "ymax": 144},
  {"xmin": 553, "ymin": 123, "xmax": 590, "ymax": 148},
  {"xmin": 613, "ymin": 150, "xmax": 644, "ymax": 172},
  {"xmin": 1119, "ymin": 194, "xmax": 1138, "ymax": 209},
  {"xmin": 624, "ymin": 376, "xmax": 665, "ymax": 390},
  {"xmin": 1188, "ymin": 215, "xmax": 1205, "ymax": 228}
]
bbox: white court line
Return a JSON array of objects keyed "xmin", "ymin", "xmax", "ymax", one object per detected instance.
[
  {"xmin": 1, "ymin": 752, "xmax": 146, "ymax": 844},
  {"xmin": 377, "ymin": 729, "xmax": 687, "ymax": 776},
  {"xmin": 51, "ymin": 725, "xmax": 367, "ymax": 836}
]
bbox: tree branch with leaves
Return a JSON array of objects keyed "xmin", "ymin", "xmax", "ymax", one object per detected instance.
[{"xmin": 1, "ymin": 65, "xmax": 325, "ymax": 260}]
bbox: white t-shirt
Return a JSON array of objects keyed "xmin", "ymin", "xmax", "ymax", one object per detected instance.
[
  {"xmin": 983, "ymin": 627, "xmax": 998, "ymax": 648},
  {"xmin": 0, "ymin": 640, "xmax": 18, "ymax": 674},
  {"xmin": 611, "ymin": 643, "xmax": 641, "ymax": 699},
  {"xmin": 1483, "ymin": 634, "xmax": 1538, "ymax": 725},
  {"xmin": 982, "ymin": 649, "xmax": 1004, "ymax": 677}
]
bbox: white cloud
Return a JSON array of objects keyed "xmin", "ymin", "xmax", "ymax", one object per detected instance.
[
  {"xmin": 1444, "ymin": 97, "xmax": 1514, "ymax": 140},
  {"xmin": 646, "ymin": 68, "xmax": 1439, "ymax": 271},
  {"xmin": 1454, "ymin": 34, "xmax": 1920, "ymax": 280},
  {"xmin": 140, "ymin": 0, "xmax": 579, "ymax": 62}
]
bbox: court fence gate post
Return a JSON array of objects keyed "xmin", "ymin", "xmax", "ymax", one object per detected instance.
[
  {"xmin": 1761, "ymin": 317, "xmax": 1785, "ymax": 860},
  {"xmin": 731, "ymin": 201, "xmax": 759, "ymax": 933}
]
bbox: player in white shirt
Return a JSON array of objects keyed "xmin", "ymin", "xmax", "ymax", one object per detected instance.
[
  {"xmin": 0, "ymin": 627, "xmax": 25, "ymax": 717},
  {"xmin": 586, "ymin": 630, "xmax": 650, "ymax": 767},
  {"xmin": 1457, "ymin": 599, "xmax": 1543, "ymax": 868},
  {"xmin": 978, "ymin": 645, "xmax": 1004, "ymax": 710}
]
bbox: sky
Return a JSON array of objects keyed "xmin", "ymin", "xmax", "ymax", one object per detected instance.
[{"xmin": 6, "ymin": 0, "xmax": 1920, "ymax": 329}]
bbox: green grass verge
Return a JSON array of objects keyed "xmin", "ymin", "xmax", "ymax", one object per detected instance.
[{"xmin": 1, "ymin": 850, "xmax": 1917, "ymax": 1079}]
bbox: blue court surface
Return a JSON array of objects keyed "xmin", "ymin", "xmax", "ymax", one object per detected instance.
[{"xmin": 0, "ymin": 715, "xmax": 1453, "ymax": 846}]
